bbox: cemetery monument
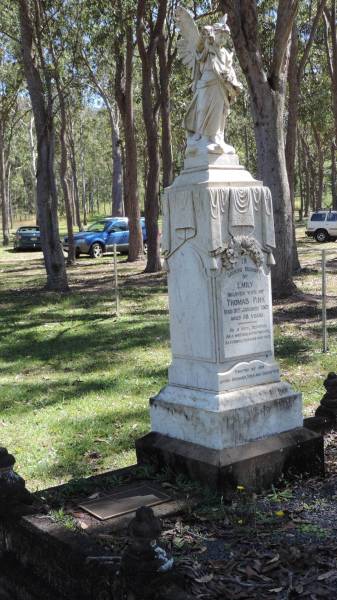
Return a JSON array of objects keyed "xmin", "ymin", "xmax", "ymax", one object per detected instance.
[{"xmin": 136, "ymin": 7, "xmax": 323, "ymax": 490}]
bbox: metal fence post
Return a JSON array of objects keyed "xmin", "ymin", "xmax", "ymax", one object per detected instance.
[
  {"xmin": 322, "ymin": 249, "xmax": 328, "ymax": 353},
  {"xmin": 114, "ymin": 244, "xmax": 120, "ymax": 317}
]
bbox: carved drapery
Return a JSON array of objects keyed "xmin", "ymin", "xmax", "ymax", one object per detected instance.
[
  {"xmin": 162, "ymin": 185, "xmax": 275, "ymax": 268},
  {"xmin": 161, "ymin": 189, "xmax": 196, "ymax": 256}
]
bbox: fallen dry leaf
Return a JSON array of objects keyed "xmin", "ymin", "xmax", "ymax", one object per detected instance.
[
  {"xmin": 194, "ymin": 574, "xmax": 214, "ymax": 584},
  {"xmin": 317, "ymin": 570, "xmax": 337, "ymax": 581}
]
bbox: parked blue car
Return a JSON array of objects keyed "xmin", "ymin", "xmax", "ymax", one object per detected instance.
[{"xmin": 62, "ymin": 217, "xmax": 147, "ymax": 258}]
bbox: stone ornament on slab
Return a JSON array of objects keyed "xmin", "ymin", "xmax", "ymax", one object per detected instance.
[
  {"xmin": 118, "ymin": 506, "xmax": 174, "ymax": 600},
  {"xmin": 315, "ymin": 372, "xmax": 337, "ymax": 421},
  {"xmin": 0, "ymin": 447, "xmax": 33, "ymax": 518}
]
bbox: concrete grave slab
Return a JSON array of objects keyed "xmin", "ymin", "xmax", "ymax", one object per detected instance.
[
  {"xmin": 78, "ymin": 483, "xmax": 170, "ymax": 520},
  {"xmin": 0, "ymin": 466, "xmax": 183, "ymax": 600}
]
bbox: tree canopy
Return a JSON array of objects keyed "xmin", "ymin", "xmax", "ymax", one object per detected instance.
[{"xmin": 0, "ymin": 0, "xmax": 335, "ymax": 292}]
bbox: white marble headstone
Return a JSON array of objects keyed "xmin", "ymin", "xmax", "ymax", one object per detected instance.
[{"xmin": 150, "ymin": 155, "xmax": 303, "ymax": 450}]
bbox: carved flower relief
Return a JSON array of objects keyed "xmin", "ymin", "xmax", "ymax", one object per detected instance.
[
  {"xmin": 211, "ymin": 235, "xmax": 265, "ymax": 270},
  {"xmin": 220, "ymin": 244, "xmax": 240, "ymax": 270},
  {"xmin": 239, "ymin": 236, "xmax": 264, "ymax": 268}
]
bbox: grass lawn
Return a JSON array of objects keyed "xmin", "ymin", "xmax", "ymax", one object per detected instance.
[{"xmin": 1, "ymin": 225, "xmax": 337, "ymax": 491}]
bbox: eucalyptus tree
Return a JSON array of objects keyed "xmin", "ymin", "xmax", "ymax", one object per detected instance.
[
  {"xmin": 324, "ymin": 0, "xmax": 337, "ymax": 205},
  {"xmin": 136, "ymin": 0, "xmax": 168, "ymax": 273},
  {"xmin": 286, "ymin": 0, "xmax": 326, "ymax": 272},
  {"xmin": 220, "ymin": 0, "xmax": 299, "ymax": 297},
  {"xmin": 67, "ymin": 103, "xmax": 83, "ymax": 231},
  {"xmin": 0, "ymin": 28, "xmax": 22, "ymax": 245},
  {"xmin": 16, "ymin": 0, "xmax": 68, "ymax": 291},
  {"xmin": 78, "ymin": 0, "xmax": 149, "ymax": 260},
  {"xmin": 47, "ymin": 4, "xmax": 84, "ymax": 265},
  {"xmin": 157, "ymin": 0, "xmax": 178, "ymax": 188},
  {"xmin": 114, "ymin": 11, "xmax": 144, "ymax": 262},
  {"xmin": 79, "ymin": 0, "xmax": 123, "ymax": 218},
  {"xmin": 298, "ymin": 34, "xmax": 334, "ymax": 212},
  {"xmin": 286, "ymin": 1, "xmax": 326, "ymax": 213}
]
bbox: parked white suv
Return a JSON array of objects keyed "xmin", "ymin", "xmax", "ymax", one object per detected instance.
[{"xmin": 305, "ymin": 210, "xmax": 337, "ymax": 242}]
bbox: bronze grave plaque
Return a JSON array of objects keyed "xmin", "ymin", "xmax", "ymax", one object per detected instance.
[{"xmin": 78, "ymin": 483, "xmax": 171, "ymax": 520}]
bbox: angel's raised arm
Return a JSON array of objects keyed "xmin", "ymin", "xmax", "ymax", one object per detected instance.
[{"xmin": 175, "ymin": 7, "xmax": 202, "ymax": 71}]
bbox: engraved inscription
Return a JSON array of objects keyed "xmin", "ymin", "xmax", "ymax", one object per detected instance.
[
  {"xmin": 220, "ymin": 361, "xmax": 280, "ymax": 390},
  {"xmin": 222, "ymin": 256, "xmax": 272, "ymax": 359}
]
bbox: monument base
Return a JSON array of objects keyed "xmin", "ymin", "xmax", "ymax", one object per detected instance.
[
  {"xmin": 151, "ymin": 381, "xmax": 302, "ymax": 450},
  {"xmin": 136, "ymin": 428, "xmax": 324, "ymax": 493}
]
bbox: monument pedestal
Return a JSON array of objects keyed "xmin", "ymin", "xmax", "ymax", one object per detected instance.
[
  {"xmin": 136, "ymin": 428, "xmax": 324, "ymax": 493},
  {"xmin": 137, "ymin": 153, "xmax": 324, "ymax": 490}
]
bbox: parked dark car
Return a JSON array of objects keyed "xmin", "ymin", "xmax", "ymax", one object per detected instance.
[
  {"xmin": 62, "ymin": 217, "xmax": 147, "ymax": 258},
  {"xmin": 14, "ymin": 226, "xmax": 41, "ymax": 250}
]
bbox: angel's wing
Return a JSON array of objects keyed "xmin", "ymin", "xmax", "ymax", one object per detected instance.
[{"xmin": 175, "ymin": 7, "xmax": 201, "ymax": 70}]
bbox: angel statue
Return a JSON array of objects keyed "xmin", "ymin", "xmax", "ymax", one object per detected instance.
[{"xmin": 175, "ymin": 7, "xmax": 242, "ymax": 156}]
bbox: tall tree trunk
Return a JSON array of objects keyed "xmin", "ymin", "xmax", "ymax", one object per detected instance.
[
  {"xmin": 285, "ymin": 29, "xmax": 301, "ymax": 273},
  {"xmin": 137, "ymin": 0, "xmax": 167, "ymax": 273},
  {"xmin": 252, "ymin": 86, "xmax": 295, "ymax": 294},
  {"xmin": 6, "ymin": 161, "xmax": 12, "ymax": 228},
  {"xmin": 286, "ymin": 3, "xmax": 326, "ymax": 267},
  {"xmin": 89, "ymin": 177, "xmax": 94, "ymax": 213},
  {"xmin": 141, "ymin": 61, "xmax": 162, "ymax": 272},
  {"xmin": 115, "ymin": 25, "xmax": 143, "ymax": 262},
  {"xmin": 301, "ymin": 133, "xmax": 314, "ymax": 214},
  {"xmin": 304, "ymin": 171, "xmax": 310, "ymax": 216},
  {"xmin": 71, "ymin": 167, "xmax": 82, "ymax": 231},
  {"xmin": 82, "ymin": 54, "xmax": 123, "ymax": 218},
  {"xmin": 54, "ymin": 73, "xmax": 75, "ymax": 265},
  {"xmin": 28, "ymin": 115, "xmax": 38, "ymax": 224},
  {"xmin": 0, "ymin": 122, "xmax": 10, "ymax": 246},
  {"xmin": 221, "ymin": 0, "xmax": 299, "ymax": 297},
  {"xmin": 313, "ymin": 125, "xmax": 324, "ymax": 211},
  {"xmin": 325, "ymin": 2, "xmax": 337, "ymax": 146},
  {"xmin": 286, "ymin": 1, "xmax": 327, "ymax": 201},
  {"xmin": 67, "ymin": 115, "xmax": 83, "ymax": 231},
  {"xmin": 110, "ymin": 110, "xmax": 123, "ymax": 216},
  {"xmin": 310, "ymin": 163, "xmax": 318, "ymax": 212},
  {"xmin": 324, "ymin": 2, "xmax": 337, "ymax": 212},
  {"xmin": 331, "ymin": 141, "xmax": 337, "ymax": 209},
  {"xmin": 158, "ymin": 32, "xmax": 173, "ymax": 188},
  {"xmin": 79, "ymin": 119, "xmax": 87, "ymax": 226},
  {"xmin": 18, "ymin": 0, "xmax": 68, "ymax": 291},
  {"xmin": 297, "ymin": 130, "xmax": 304, "ymax": 220},
  {"xmin": 286, "ymin": 25, "xmax": 299, "ymax": 210}
]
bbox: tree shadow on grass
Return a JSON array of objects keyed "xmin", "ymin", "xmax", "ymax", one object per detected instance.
[
  {"xmin": 0, "ymin": 262, "xmax": 45, "ymax": 275},
  {"xmin": 273, "ymin": 304, "xmax": 321, "ymax": 322},
  {"xmin": 0, "ymin": 319, "xmax": 169, "ymax": 372},
  {"xmin": 0, "ymin": 361, "xmax": 168, "ymax": 417},
  {"xmin": 32, "ymin": 407, "xmax": 149, "ymax": 483},
  {"xmin": 131, "ymin": 307, "xmax": 167, "ymax": 317},
  {"xmin": 274, "ymin": 336, "xmax": 313, "ymax": 364},
  {"xmin": 0, "ymin": 310, "xmax": 114, "ymax": 335},
  {"xmin": 0, "ymin": 378, "xmax": 122, "ymax": 415},
  {"xmin": 0, "ymin": 278, "xmax": 166, "ymax": 315}
]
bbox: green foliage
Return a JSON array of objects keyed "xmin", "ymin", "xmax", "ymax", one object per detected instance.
[
  {"xmin": 267, "ymin": 485, "xmax": 293, "ymax": 503},
  {"xmin": 0, "ymin": 0, "xmax": 334, "ymax": 227},
  {"xmin": 0, "ymin": 225, "xmax": 337, "ymax": 489},
  {"xmin": 49, "ymin": 508, "xmax": 78, "ymax": 531},
  {"xmin": 0, "ymin": 249, "xmax": 169, "ymax": 489}
]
